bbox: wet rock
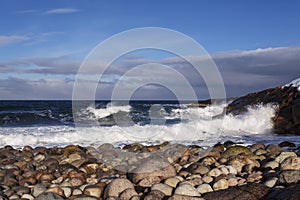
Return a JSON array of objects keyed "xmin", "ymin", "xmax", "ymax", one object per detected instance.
[
  {"xmin": 278, "ymin": 170, "xmax": 300, "ymax": 184},
  {"xmin": 280, "ymin": 156, "xmax": 300, "ymax": 170},
  {"xmin": 266, "ymin": 144, "xmax": 282, "ymax": 157},
  {"xmin": 228, "ymin": 155, "xmax": 260, "ymax": 173},
  {"xmin": 203, "ymin": 183, "xmax": 269, "ymax": 200},
  {"xmin": 222, "ymin": 145, "xmax": 253, "ymax": 159},
  {"xmin": 104, "ymin": 178, "xmax": 134, "ymax": 198},
  {"xmin": 151, "ymin": 183, "xmax": 173, "ymax": 196},
  {"xmin": 174, "ymin": 184, "xmax": 201, "ymax": 197},
  {"xmin": 196, "ymin": 183, "xmax": 213, "ymax": 194},
  {"xmin": 35, "ymin": 192, "xmax": 64, "ymax": 200},
  {"xmin": 279, "ymin": 141, "xmax": 296, "ymax": 148}
]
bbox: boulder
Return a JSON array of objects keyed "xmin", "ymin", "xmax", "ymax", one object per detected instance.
[
  {"xmin": 202, "ymin": 183, "xmax": 269, "ymax": 200},
  {"xmin": 103, "ymin": 178, "xmax": 134, "ymax": 198},
  {"xmin": 131, "ymin": 159, "xmax": 176, "ymax": 185}
]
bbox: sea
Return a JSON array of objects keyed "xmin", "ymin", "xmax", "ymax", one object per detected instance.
[{"xmin": 0, "ymin": 100, "xmax": 299, "ymax": 148}]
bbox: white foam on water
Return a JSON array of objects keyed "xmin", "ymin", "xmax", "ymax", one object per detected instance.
[
  {"xmin": 283, "ymin": 78, "xmax": 300, "ymax": 91},
  {"xmin": 86, "ymin": 104, "xmax": 131, "ymax": 119},
  {"xmin": 0, "ymin": 103, "xmax": 280, "ymax": 148}
]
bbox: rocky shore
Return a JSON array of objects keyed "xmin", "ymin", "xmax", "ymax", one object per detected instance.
[{"xmin": 0, "ymin": 141, "xmax": 300, "ymax": 200}]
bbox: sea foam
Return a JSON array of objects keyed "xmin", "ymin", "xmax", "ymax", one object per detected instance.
[{"xmin": 0, "ymin": 103, "xmax": 278, "ymax": 148}]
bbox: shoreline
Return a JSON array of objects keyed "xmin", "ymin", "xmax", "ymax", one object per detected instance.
[{"xmin": 0, "ymin": 141, "xmax": 299, "ymax": 199}]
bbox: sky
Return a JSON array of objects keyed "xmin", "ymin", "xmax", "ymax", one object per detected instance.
[{"xmin": 0, "ymin": 0, "xmax": 299, "ymax": 100}]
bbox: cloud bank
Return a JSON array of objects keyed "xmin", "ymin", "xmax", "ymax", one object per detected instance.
[{"xmin": 0, "ymin": 46, "xmax": 299, "ymax": 100}]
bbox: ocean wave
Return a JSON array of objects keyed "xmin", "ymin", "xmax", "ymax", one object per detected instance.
[{"xmin": 0, "ymin": 103, "xmax": 279, "ymax": 148}]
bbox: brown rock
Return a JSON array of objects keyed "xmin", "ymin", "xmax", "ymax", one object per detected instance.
[
  {"xmin": 264, "ymin": 184, "xmax": 300, "ymax": 200},
  {"xmin": 280, "ymin": 156, "xmax": 300, "ymax": 170},
  {"xmin": 203, "ymin": 183, "xmax": 269, "ymax": 200},
  {"xmin": 45, "ymin": 187, "xmax": 65, "ymax": 197},
  {"xmin": 144, "ymin": 190, "xmax": 165, "ymax": 200},
  {"xmin": 131, "ymin": 159, "xmax": 176, "ymax": 184},
  {"xmin": 119, "ymin": 188, "xmax": 138, "ymax": 200},
  {"xmin": 278, "ymin": 170, "xmax": 300, "ymax": 184}
]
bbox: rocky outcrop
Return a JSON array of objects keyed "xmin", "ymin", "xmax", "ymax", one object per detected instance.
[{"xmin": 226, "ymin": 85, "xmax": 300, "ymax": 135}]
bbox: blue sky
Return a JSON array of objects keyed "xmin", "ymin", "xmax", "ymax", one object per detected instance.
[{"xmin": 0, "ymin": 0, "xmax": 300, "ymax": 99}]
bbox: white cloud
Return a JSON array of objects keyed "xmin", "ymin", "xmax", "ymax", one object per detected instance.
[
  {"xmin": 0, "ymin": 46, "xmax": 299, "ymax": 99},
  {"xmin": 0, "ymin": 35, "xmax": 29, "ymax": 46},
  {"xmin": 44, "ymin": 8, "xmax": 81, "ymax": 14}
]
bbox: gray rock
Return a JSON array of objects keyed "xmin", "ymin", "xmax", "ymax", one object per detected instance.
[
  {"xmin": 104, "ymin": 178, "xmax": 134, "ymax": 198},
  {"xmin": 35, "ymin": 192, "xmax": 65, "ymax": 200},
  {"xmin": 33, "ymin": 184, "xmax": 47, "ymax": 197},
  {"xmin": 144, "ymin": 190, "xmax": 165, "ymax": 200},
  {"xmin": 151, "ymin": 183, "xmax": 173, "ymax": 196}
]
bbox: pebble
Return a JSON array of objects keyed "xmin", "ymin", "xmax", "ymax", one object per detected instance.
[
  {"xmin": 207, "ymin": 168, "xmax": 222, "ymax": 177},
  {"xmin": 264, "ymin": 177, "xmax": 278, "ymax": 188},
  {"xmin": 33, "ymin": 184, "xmax": 46, "ymax": 197},
  {"xmin": 174, "ymin": 184, "xmax": 201, "ymax": 197},
  {"xmin": 202, "ymin": 176, "xmax": 213, "ymax": 183},
  {"xmin": 263, "ymin": 161, "xmax": 279, "ymax": 169},
  {"xmin": 164, "ymin": 177, "xmax": 181, "ymax": 188},
  {"xmin": 151, "ymin": 183, "xmax": 173, "ymax": 196},
  {"xmin": 84, "ymin": 185, "xmax": 103, "ymax": 198},
  {"xmin": 21, "ymin": 194, "xmax": 35, "ymax": 200},
  {"xmin": 197, "ymin": 183, "xmax": 213, "ymax": 194},
  {"xmin": 0, "ymin": 142, "xmax": 299, "ymax": 200},
  {"xmin": 213, "ymin": 179, "xmax": 229, "ymax": 191}
]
